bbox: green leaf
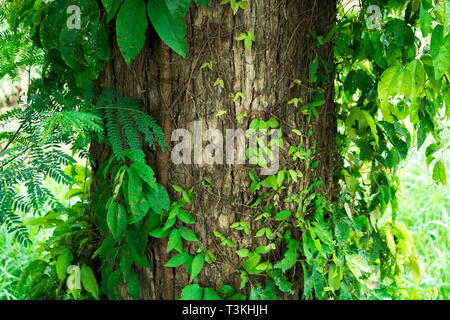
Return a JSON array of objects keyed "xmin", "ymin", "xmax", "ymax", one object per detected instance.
[
  {"xmin": 411, "ymin": 257, "xmax": 421, "ymax": 288},
  {"xmin": 431, "ymin": 33, "xmax": 450, "ymax": 80},
  {"xmin": 163, "ymin": 217, "xmax": 177, "ymax": 230},
  {"xmin": 127, "ymin": 170, "xmax": 143, "ymax": 213},
  {"xmin": 255, "ymin": 261, "xmax": 271, "ymax": 271},
  {"xmin": 124, "ymin": 270, "xmax": 140, "ymax": 300},
  {"xmin": 40, "ymin": 0, "xmax": 73, "ymax": 49},
  {"xmin": 393, "ymin": 68, "xmax": 413, "ymax": 99},
  {"xmin": 236, "ymin": 248, "xmax": 249, "ymax": 257},
  {"xmin": 419, "ymin": 2, "xmax": 433, "ymax": 37},
  {"xmin": 328, "ymin": 263, "xmax": 342, "ymax": 290},
  {"xmin": 177, "ymin": 211, "xmax": 195, "ymax": 224},
  {"xmin": 116, "ymin": 0, "xmax": 148, "ymax": 65},
  {"xmin": 236, "ymin": 113, "xmax": 248, "ymax": 120},
  {"xmin": 345, "ymin": 107, "xmax": 379, "ymax": 145},
  {"xmin": 445, "ymin": 0, "xmax": 450, "ymax": 33},
  {"xmin": 280, "ymin": 251, "xmax": 298, "ymax": 273},
  {"xmin": 432, "ymin": 160, "xmax": 447, "ymax": 185},
  {"xmin": 235, "ymin": 31, "xmax": 254, "ymax": 51},
  {"xmin": 148, "ymin": 226, "xmax": 170, "ymax": 238},
  {"xmin": 378, "ymin": 65, "xmax": 412, "ymax": 122},
  {"xmin": 164, "ymin": 251, "xmax": 190, "ymax": 267},
  {"xmin": 274, "ymin": 209, "xmax": 291, "ymax": 221},
  {"xmin": 133, "ymin": 198, "xmax": 151, "ymax": 223},
  {"xmin": 147, "ymin": 0, "xmax": 190, "ymax": 58},
  {"xmin": 214, "ymin": 78, "xmax": 225, "ymax": 89},
  {"xmin": 59, "ymin": 28, "xmax": 85, "ymax": 71},
  {"xmin": 384, "ymin": 19, "xmax": 415, "ymax": 47},
  {"xmin": 81, "ymin": 265, "xmax": 99, "ymax": 299},
  {"xmin": 181, "ymin": 228, "xmax": 199, "ymax": 242},
  {"xmin": 430, "ymin": 26, "xmax": 444, "ymax": 63},
  {"xmin": 126, "ymin": 224, "xmax": 149, "ymax": 267},
  {"xmin": 378, "ymin": 65, "xmax": 397, "ymax": 122},
  {"xmin": 344, "ymin": 70, "xmax": 359, "ymax": 95},
  {"xmin": 242, "ymin": 253, "xmax": 261, "ymax": 273},
  {"xmin": 444, "ymin": 87, "xmax": 450, "ymax": 117},
  {"xmin": 180, "ymin": 284, "xmax": 203, "ymax": 300},
  {"xmin": 203, "ymin": 287, "xmax": 221, "ymax": 300},
  {"xmin": 255, "ymin": 228, "xmax": 266, "ymax": 237},
  {"xmin": 310, "ymin": 55, "xmax": 319, "ymax": 83},
  {"xmin": 92, "ymin": 236, "xmax": 116, "ymax": 260},
  {"xmin": 385, "ymin": 227, "xmax": 397, "ymax": 256},
  {"xmin": 107, "ymin": 202, "xmax": 128, "ymax": 240},
  {"xmin": 406, "ymin": 59, "xmax": 425, "ymax": 105},
  {"xmin": 421, "ymin": 54, "xmax": 442, "ymax": 95},
  {"xmin": 345, "ymin": 254, "xmax": 370, "ymax": 279},
  {"xmin": 56, "ymin": 251, "xmax": 73, "ymax": 281},
  {"xmin": 255, "ymin": 244, "xmax": 275, "ymax": 254},
  {"xmin": 83, "ymin": 20, "xmax": 110, "ymax": 76},
  {"xmin": 105, "ymin": 270, "xmax": 122, "ymax": 299},
  {"xmin": 190, "ymin": 254, "xmax": 205, "ymax": 279},
  {"xmin": 267, "ymin": 118, "xmax": 279, "ymax": 129},
  {"xmin": 129, "ymin": 162, "xmax": 157, "ymax": 188},
  {"xmin": 102, "ymin": 0, "xmax": 123, "ymax": 22},
  {"xmin": 167, "ymin": 228, "xmax": 183, "ymax": 253},
  {"xmin": 217, "ymin": 285, "xmax": 235, "ymax": 298},
  {"xmin": 147, "ymin": 183, "xmax": 170, "ymax": 214}
]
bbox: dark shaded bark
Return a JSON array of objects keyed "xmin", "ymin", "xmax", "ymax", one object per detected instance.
[{"xmin": 91, "ymin": 0, "xmax": 338, "ymax": 300}]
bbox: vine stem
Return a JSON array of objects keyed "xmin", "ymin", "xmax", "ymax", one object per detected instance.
[{"xmin": 1, "ymin": 123, "xmax": 23, "ymax": 152}]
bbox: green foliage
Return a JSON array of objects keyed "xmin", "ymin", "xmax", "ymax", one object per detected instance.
[
  {"xmin": 235, "ymin": 31, "xmax": 255, "ymax": 51},
  {"xmin": 221, "ymin": 0, "xmax": 247, "ymax": 15},
  {"xmin": 0, "ymin": 2, "xmax": 41, "ymax": 89},
  {"xmin": 2, "ymin": 0, "xmax": 210, "ymax": 301},
  {"xmin": 0, "ymin": 85, "xmax": 163, "ymax": 246},
  {"xmin": 0, "ymin": 86, "xmax": 95, "ymax": 244},
  {"xmin": 16, "ymin": 164, "xmax": 99, "ymax": 300},
  {"xmin": 329, "ymin": 0, "xmax": 449, "ymax": 299},
  {"xmin": 98, "ymin": 87, "xmax": 166, "ymax": 161},
  {"xmin": 91, "ymin": 153, "xmax": 209, "ymax": 299},
  {"xmin": 148, "ymin": 184, "xmax": 213, "ymax": 283},
  {"xmin": 147, "ymin": 0, "xmax": 190, "ymax": 58},
  {"xmin": 7, "ymin": 0, "xmax": 210, "ymax": 67}
]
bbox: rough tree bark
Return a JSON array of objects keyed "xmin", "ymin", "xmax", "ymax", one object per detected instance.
[{"xmin": 90, "ymin": 0, "xmax": 338, "ymax": 300}]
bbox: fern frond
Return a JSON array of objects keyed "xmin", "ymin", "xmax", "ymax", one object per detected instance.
[
  {"xmin": 95, "ymin": 87, "xmax": 166, "ymax": 160},
  {"xmin": 105, "ymin": 108, "xmax": 125, "ymax": 161},
  {"xmin": 117, "ymin": 108, "xmax": 143, "ymax": 161},
  {"xmin": 0, "ymin": 188, "xmax": 31, "ymax": 245},
  {"xmin": 0, "ymin": 108, "xmax": 23, "ymax": 122}
]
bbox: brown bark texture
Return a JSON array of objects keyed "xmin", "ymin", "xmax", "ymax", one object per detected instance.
[{"xmin": 90, "ymin": 0, "xmax": 338, "ymax": 300}]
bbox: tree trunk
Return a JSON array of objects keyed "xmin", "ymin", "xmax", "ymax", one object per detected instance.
[{"xmin": 91, "ymin": 0, "xmax": 338, "ymax": 300}]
